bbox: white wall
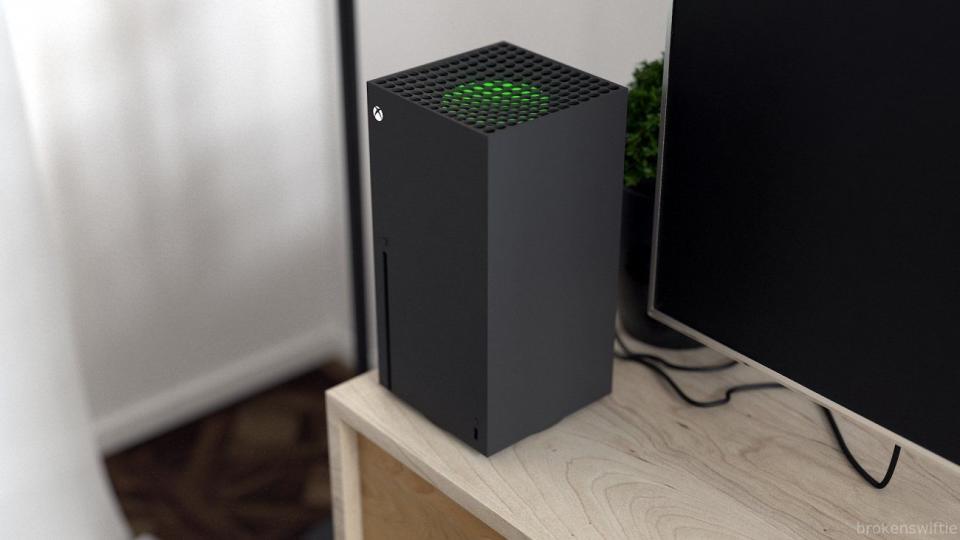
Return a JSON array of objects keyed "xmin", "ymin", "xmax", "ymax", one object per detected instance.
[
  {"xmin": 357, "ymin": 0, "xmax": 669, "ymax": 88},
  {"xmin": 1, "ymin": 6, "xmax": 127, "ymax": 534},
  {"xmin": 355, "ymin": 0, "xmax": 670, "ymax": 363},
  {"xmin": 4, "ymin": 0, "xmax": 352, "ymax": 452}
]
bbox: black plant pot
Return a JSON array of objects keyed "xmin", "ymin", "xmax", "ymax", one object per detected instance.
[{"xmin": 619, "ymin": 186, "xmax": 701, "ymax": 349}]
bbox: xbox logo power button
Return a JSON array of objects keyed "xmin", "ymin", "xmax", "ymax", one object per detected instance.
[{"xmin": 372, "ymin": 105, "xmax": 384, "ymax": 122}]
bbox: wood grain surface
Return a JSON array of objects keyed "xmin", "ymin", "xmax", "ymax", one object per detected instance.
[
  {"xmin": 327, "ymin": 404, "xmax": 362, "ymax": 539},
  {"xmin": 358, "ymin": 434, "xmax": 504, "ymax": 539},
  {"xmin": 326, "ymin": 333, "xmax": 960, "ymax": 539}
]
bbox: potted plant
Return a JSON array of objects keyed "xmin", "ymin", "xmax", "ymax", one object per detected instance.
[{"xmin": 619, "ymin": 58, "xmax": 700, "ymax": 349}]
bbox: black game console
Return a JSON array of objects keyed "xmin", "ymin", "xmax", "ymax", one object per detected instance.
[{"xmin": 367, "ymin": 42, "xmax": 627, "ymax": 455}]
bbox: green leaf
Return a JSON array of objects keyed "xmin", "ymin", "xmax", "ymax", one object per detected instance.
[{"xmin": 623, "ymin": 56, "xmax": 664, "ymax": 190}]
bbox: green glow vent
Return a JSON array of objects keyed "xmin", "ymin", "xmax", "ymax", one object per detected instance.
[
  {"xmin": 372, "ymin": 42, "xmax": 619, "ymax": 133},
  {"xmin": 441, "ymin": 80, "xmax": 549, "ymax": 127}
]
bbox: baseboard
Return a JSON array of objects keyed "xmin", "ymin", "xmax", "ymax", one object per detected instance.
[{"xmin": 94, "ymin": 325, "xmax": 353, "ymax": 454}]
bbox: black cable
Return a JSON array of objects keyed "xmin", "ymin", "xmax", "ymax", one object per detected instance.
[
  {"xmin": 615, "ymin": 332, "xmax": 901, "ymax": 488},
  {"xmin": 614, "ymin": 334, "xmax": 738, "ymax": 372},
  {"xmin": 614, "ymin": 334, "xmax": 782, "ymax": 407},
  {"xmin": 821, "ymin": 405, "xmax": 901, "ymax": 489}
]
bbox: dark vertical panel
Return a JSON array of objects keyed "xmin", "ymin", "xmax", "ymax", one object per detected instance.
[
  {"xmin": 655, "ymin": 0, "xmax": 960, "ymax": 464},
  {"xmin": 336, "ymin": 0, "xmax": 368, "ymax": 372}
]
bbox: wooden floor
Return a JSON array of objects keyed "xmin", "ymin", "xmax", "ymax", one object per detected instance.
[{"xmin": 105, "ymin": 361, "xmax": 352, "ymax": 539}]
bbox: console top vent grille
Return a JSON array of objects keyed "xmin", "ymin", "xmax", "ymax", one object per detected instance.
[{"xmin": 371, "ymin": 41, "xmax": 621, "ymax": 134}]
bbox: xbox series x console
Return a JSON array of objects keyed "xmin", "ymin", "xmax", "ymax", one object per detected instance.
[{"xmin": 368, "ymin": 42, "xmax": 627, "ymax": 455}]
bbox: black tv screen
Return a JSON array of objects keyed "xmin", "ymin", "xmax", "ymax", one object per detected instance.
[{"xmin": 652, "ymin": 0, "xmax": 960, "ymax": 466}]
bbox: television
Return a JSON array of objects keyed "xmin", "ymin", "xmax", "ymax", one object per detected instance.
[{"xmin": 651, "ymin": 0, "xmax": 960, "ymax": 468}]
